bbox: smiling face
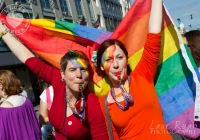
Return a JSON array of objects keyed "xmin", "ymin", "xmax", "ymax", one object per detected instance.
[
  {"xmin": 61, "ymin": 58, "xmax": 89, "ymax": 93},
  {"xmin": 100, "ymin": 45, "xmax": 128, "ymax": 83}
]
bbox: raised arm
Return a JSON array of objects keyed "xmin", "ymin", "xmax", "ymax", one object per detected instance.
[
  {"xmin": 0, "ymin": 22, "xmax": 34, "ymax": 63},
  {"xmin": 149, "ymin": 0, "xmax": 163, "ymax": 33},
  {"xmin": 134, "ymin": 0, "xmax": 163, "ymax": 80}
]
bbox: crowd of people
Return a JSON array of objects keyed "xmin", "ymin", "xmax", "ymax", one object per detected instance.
[{"xmin": 1, "ymin": 0, "xmax": 200, "ymax": 139}]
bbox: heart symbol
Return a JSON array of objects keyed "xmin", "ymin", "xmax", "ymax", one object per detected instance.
[{"xmin": 6, "ymin": 12, "xmax": 23, "ymax": 28}]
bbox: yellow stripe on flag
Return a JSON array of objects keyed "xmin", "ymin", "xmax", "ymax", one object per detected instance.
[
  {"xmin": 159, "ymin": 24, "xmax": 180, "ymax": 65},
  {"xmin": 31, "ymin": 19, "xmax": 73, "ymax": 35}
]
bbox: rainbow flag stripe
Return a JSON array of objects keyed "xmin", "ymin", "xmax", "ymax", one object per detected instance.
[{"xmin": 2, "ymin": 0, "xmax": 200, "ymax": 138}]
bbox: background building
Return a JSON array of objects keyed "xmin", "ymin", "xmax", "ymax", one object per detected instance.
[{"xmin": 0, "ymin": 0, "xmax": 130, "ymax": 103}]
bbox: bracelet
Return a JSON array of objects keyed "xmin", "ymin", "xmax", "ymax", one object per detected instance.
[{"xmin": 0, "ymin": 30, "xmax": 8, "ymax": 38}]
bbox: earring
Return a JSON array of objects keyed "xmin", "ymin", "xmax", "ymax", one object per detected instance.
[{"xmin": 61, "ymin": 78, "xmax": 65, "ymax": 82}]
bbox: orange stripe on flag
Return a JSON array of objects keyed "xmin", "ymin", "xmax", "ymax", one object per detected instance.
[{"xmin": 119, "ymin": 12, "xmax": 150, "ymax": 57}]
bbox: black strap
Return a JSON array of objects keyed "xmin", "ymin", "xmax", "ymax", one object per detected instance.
[{"xmin": 104, "ymin": 95, "xmax": 114, "ymax": 140}]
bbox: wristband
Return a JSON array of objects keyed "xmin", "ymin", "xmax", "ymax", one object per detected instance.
[{"xmin": 0, "ymin": 30, "xmax": 8, "ymax": 38}]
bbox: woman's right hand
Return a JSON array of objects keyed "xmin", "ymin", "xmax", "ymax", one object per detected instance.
[
  {"xmin": 0, "ymin": 21, "xmax": 7, "ymax": 33},
  {"xmin": 0, "ymin": 19, "xmax": 34, "ymax": 63}
]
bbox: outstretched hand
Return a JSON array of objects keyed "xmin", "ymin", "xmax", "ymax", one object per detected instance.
[
  {"xmin": 0, "ymin": 20, "xmax": 7, "ymax": 33},
  {"xmin": 0, "ymin": 18, "xmax": 34, "ymax": 63}
]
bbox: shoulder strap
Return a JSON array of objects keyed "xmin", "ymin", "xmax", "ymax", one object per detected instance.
[
  {"xmin": 104, "ymin": 95, "xmax": 114, "ymax": 140},
  {"xmin": 46, "ymin": 87, "xmax": 52, "ymax": 110}
]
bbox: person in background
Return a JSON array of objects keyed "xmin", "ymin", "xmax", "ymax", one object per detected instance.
[
  {"xmin": 0, "ymin": 21, "xmax": 109, "ymax": 139},
  {"xmin": 96, "ymin": 0, "xmax": 172, "ymax": 139},
  {"xmin": 183, "ymin": 30, "xmax": 200, "ymax": 140},
  {"xmin": 184, "ymin": 30, "xmax": 200, "ymax": 68},
  {"xmin": 0, "ymin": 70, "xmax": 41, "ymax": 140},
  {"xmin": 33, "ymin": 79, "xmax": 43, "ymax": 105},
  {"xmin": 20, "ymin": 84, "xmax": 28, "ymax": 97},
  {"xmin": 39, "ymin": 85, "xmax": 54, "ymax": 140}
]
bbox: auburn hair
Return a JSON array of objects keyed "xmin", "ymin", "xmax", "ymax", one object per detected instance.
[{"xmin": 0, "ymin": 70, "xmax": 23, "ymax": 96}]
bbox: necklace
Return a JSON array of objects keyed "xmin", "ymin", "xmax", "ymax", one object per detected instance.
[
  {"xmin": 114, "ymin": 92, "xmax": 123, "ymax": 97},
  {"xmin": 110, "ymin": 76, "xmax": 134, "ymax": 110},
  {"xmin": 114, "ymin": 85, "xmax": 129, "ymax": 97},
  {"xmin": 66, "ymin": 93, "xmax": 85, "ymax": 121}
]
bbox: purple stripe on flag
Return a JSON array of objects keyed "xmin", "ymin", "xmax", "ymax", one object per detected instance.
[{"xmin": 167, "ymin": 105, "xmax": 200, "ymax": 138}]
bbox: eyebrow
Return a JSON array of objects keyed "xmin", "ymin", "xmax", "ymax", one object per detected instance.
[
  {"xmin": 116, "ymin": 54, "xmax": 123, "ymax": 57},
  {"xmin": 80, "ymin": 66, "xmax": 88, "ymax": 70}
]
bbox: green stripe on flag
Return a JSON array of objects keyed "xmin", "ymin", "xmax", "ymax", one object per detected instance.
[
  {"xmin": 55, "ymin": 21, "xmax": 77, "ymax": 35},
  {"xmin": 155, "ymin": 46, "xmax": 196, "ymax": 96}
]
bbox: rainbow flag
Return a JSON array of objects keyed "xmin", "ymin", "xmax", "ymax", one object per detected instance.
[{"xmin": 2, "ymin": 0, "xmax": 200, "ymax": 138}]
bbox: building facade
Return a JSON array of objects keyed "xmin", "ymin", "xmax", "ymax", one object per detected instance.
[
  {"xmin": 1, "ymin": 0, "xmax": 130, "ymax": 30},
  {"xmin": 0, "ymin": 0, "xmax": 130, "ymax": 103}
]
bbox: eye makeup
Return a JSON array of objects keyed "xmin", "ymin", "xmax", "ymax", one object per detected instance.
[
  {"xmin": 101, "ymin": 45, "xmax": 116, "ymax": 71},
  {"xmin": 70, "ymin": 58, "xmax": 89, "ymax": 79}
]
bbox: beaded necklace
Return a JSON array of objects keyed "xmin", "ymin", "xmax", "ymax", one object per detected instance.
[
  {"xmin": 66, "ymin": 85, "xmax": 85, "ymax": 121},
  {"xmin": 110, "ymin": 73, "xmax": 134, "ymax": 111},
  {"xmin": 114, "ymin": 85, "xmax": 128, "ymax": 97}
]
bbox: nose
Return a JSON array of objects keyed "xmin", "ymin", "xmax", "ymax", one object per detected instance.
[
  {"xmin": 113, "ymin": 59, "xmax": 119, "ymax": 69},
  {"xmin": 76, "ymin": 69, "xmax": 82, "ymax": 78}
]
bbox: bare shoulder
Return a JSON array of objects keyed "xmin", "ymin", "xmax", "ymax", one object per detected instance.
[{"xmin": 0, "ymin": 101, "xmax": 14, "ymax": 108}]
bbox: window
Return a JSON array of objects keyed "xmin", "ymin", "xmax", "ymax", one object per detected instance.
[
  {"xmin": 40, "ymin": 0, "xmax": 51, "ymax": 9},
  {"xmin": 61, "ymin": 18, "xmax": 73, "ymax": 23},
  {"xmin": 107, "ymin": 2, "xmax": 110, "ymax": 11},
  {"xmin": 104, "ymin": 17, "xmax": 110, "ymax": 31},
  {"xmin": 100, "ymin": 0, "xmax": 105, "ymax": 9},
  {"xmin": 22, "ymin": 13, "xmax": 33, "ymax": 19},
  {"xmin": 109, "ymin": 18, "xmax": 114, "ymax": 31},
  {"xmin": 87, "ymin": 0, "xmax": 94, "ymax": 19},
  {"xmin": 75, "ymin": 0, "xmax": 83, "ymax": 16},
  {"xmin": 114, "ymin": 19, "xmax": 118, "ymax": 29},
  {"xmin": 14, "ymin": 0, "xmax": 27, "ymax": 4},
  {"xmin": 0, "ymin": 40, "xmax": 10, "ymax": 52},
  {"xmin": 59, "ymin": 0, "xmax": 70, "ymax": 15},
  {"xmin": 44, "ymin": 16, "xmax": 55, "ymax": 20},
  {"xmin": 105, "ymin": 1, "xmax": 108, "ymax": 10}
]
